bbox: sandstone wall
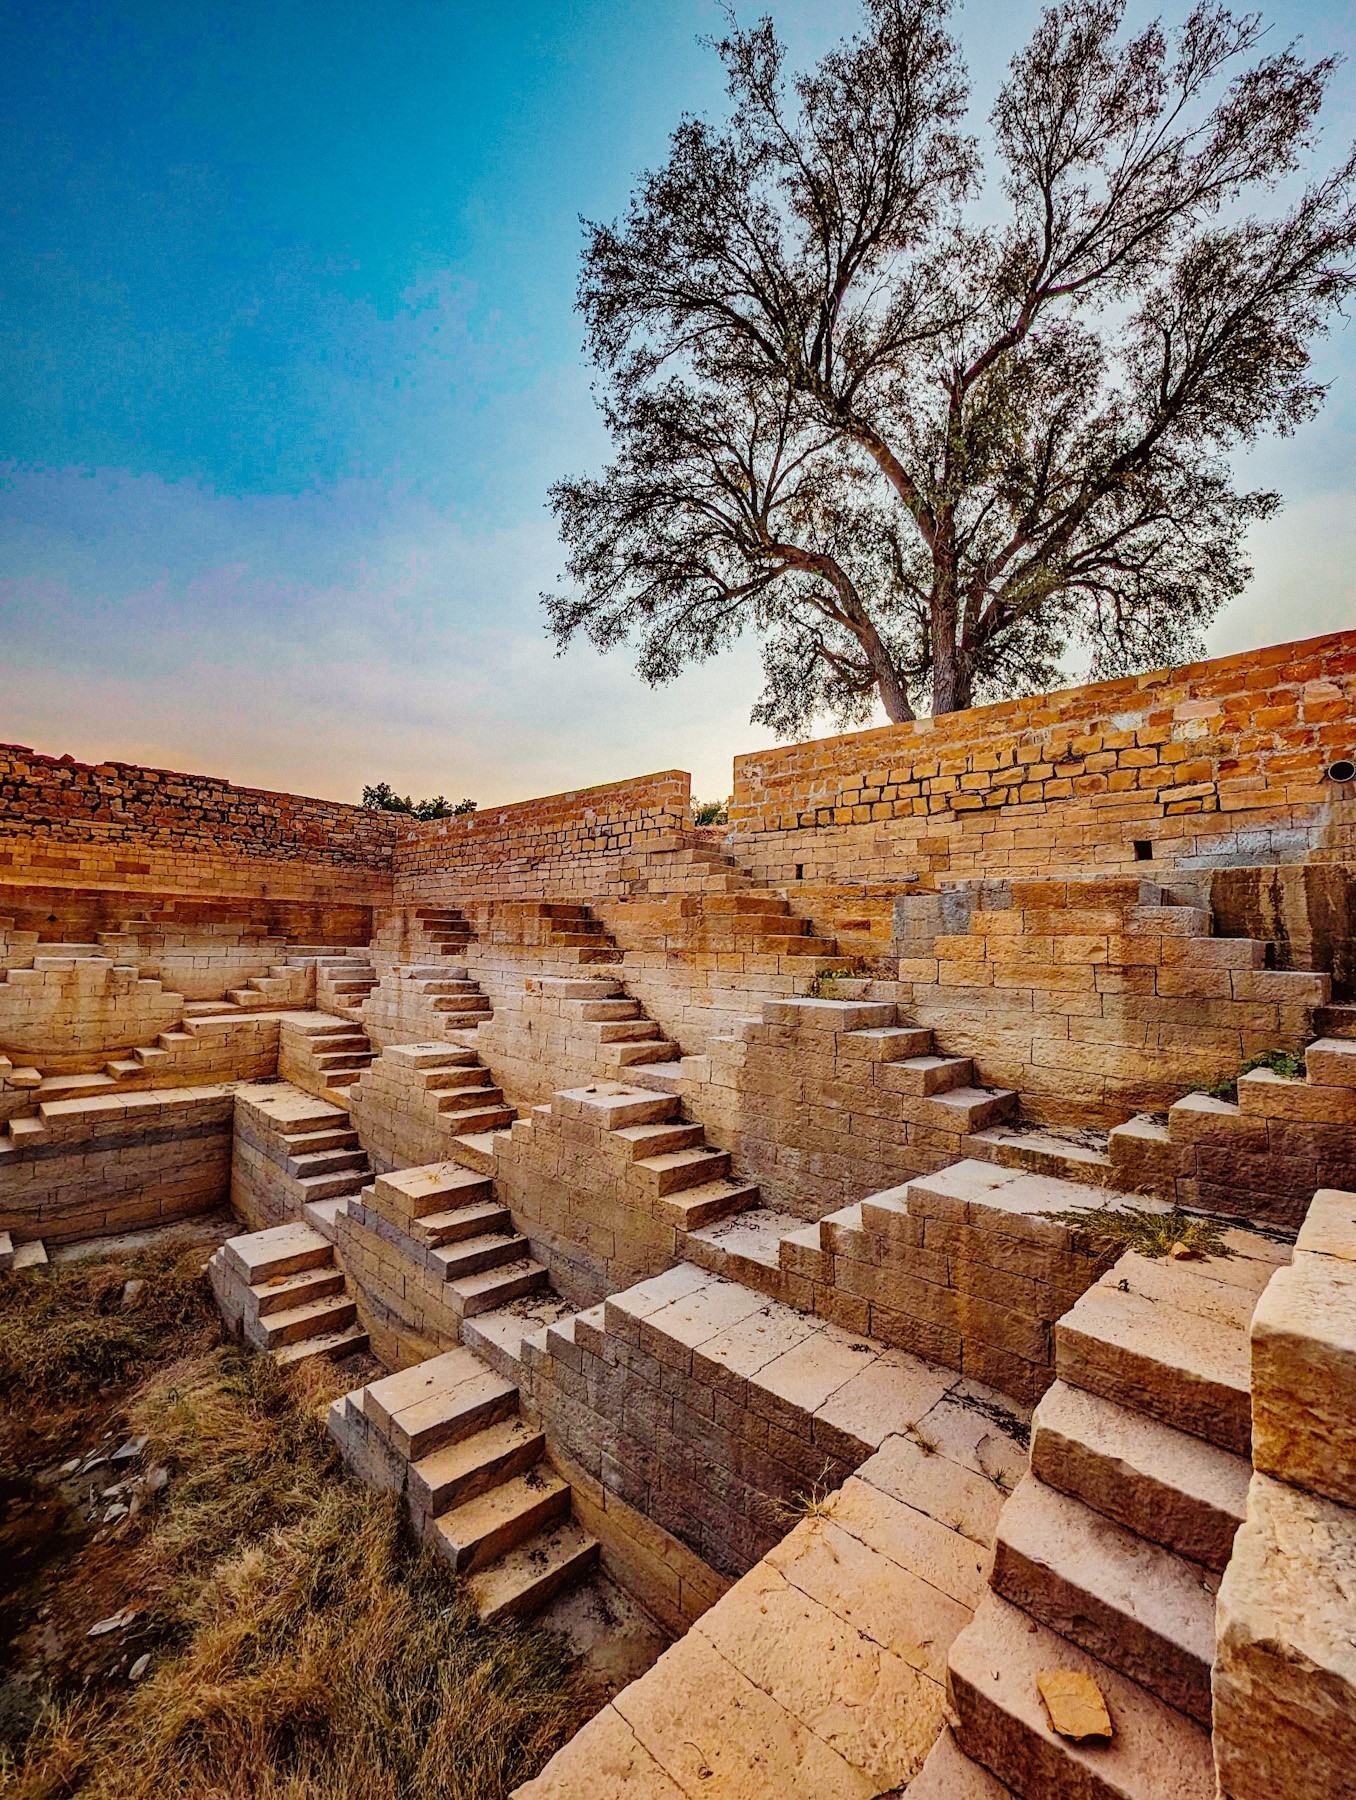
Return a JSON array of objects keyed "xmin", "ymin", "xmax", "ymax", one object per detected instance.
[
  {"xmin": 0, "ymin": 1085, "xmax": 233, "ymax": 1243},
  {"xmin": 729, "ymin": 630, "xmax": 1356, "ymax": 906},
  {"xmin": 0, "ymin": 743, "xmax": 396, "ymax": 907},
  {"xmin": 393, "ymin": 771, "xmax": 693, "ymax": 908}
]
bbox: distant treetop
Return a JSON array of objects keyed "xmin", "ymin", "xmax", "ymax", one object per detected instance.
[{"xmin": 362, "ymin": 782, "xmax": 477, "ymax": 821}]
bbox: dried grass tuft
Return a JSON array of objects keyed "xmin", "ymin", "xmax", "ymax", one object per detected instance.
[{"xmin": 1039, "ymin": 1205, "xmax": 1233, "ymax": 1263}]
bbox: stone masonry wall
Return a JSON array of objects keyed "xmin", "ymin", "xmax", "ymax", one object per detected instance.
[
  {"xmin": 0, "ymin": 1085, "xmax": 233, "ymax": 1243},
  {"xmin": 0, "ymin": 743, "xmax": 396, "ymax": 906},
  {"xmin": 730, "ymin": 630, "xmax": 1356, "ymax": 900},
  {"xmin": 393, "ymin": 771, "xmax": 693, "ymax": 909}
]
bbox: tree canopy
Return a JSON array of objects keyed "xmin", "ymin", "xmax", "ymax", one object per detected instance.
[
  {"xmin": 361, "ymin": 783, "xmax": 477, "ymax": 821},
  {"xmin": 544, "ymin": 0, "xmax": 1356, "ymax": 730}
]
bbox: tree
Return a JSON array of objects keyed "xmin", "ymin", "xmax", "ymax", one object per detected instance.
[
  {"xmin": 362, "ymin": 783, "xmax": 477, "ymax": 821},
  {"xmin": 544, "ymin": 0, "xmax": 1356, "ymax": 731}
]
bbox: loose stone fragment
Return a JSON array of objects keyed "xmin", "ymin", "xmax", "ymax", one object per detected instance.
[{"xmin": 1035, "ymin": 1669, "xmax": 1113, "ymax": 1742}]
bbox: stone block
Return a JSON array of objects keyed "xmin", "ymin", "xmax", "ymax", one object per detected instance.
[
  {"xmin": 1214, "ymin": 1472, "xmax": 1356, "ymax": 1800},
  {"xmin": 1251, "ymin": 1249, "xmax": 1356, "ymax": 1508}
]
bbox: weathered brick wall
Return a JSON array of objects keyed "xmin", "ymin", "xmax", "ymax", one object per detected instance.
[
  {"xmin": 0, "ymin": 744, "xmax": 396, "ymax": 906},
  {"xmin": 393, "ymin": 771, "xmax": 693, "ymax": 908},
  {"xmin": 730, "ymin": 630, "xmax": 1356, "ymax": 898}
]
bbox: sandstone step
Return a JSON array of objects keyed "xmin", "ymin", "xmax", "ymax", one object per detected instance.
[
  {"xmin": 368, "ymin": 1357, "xmax": 519, "ymax": 1461},
  {"xmin": 576, "ymin": 999, "xmax": 642, "ymax": 1021},
  {"xmin": 604, "ymin": 1039, "xmax": 681, "ymax": 1068},
  {"xmin": 440, "ymin": 1104, "xmax": 516, "ymax": 1138},
  {"xmin": 1055, "ymin": 1268, "xmax": 1253, "ymax": 1456},
  {"xmin": 431, "ymin": 1466, "xmax": 571, "ymax": 1573},
  {"xmin": 463, "ymin": 1296, "xmax": 577, "ymax": 1382},
  {"xmin": 967, "ymin": 1124, "xmax": 1116, "ymax": 1187},
  {"xmin": 274, "ymin": 1321, "xmax": 369, "ymax": 1366},
  {"xmin": 285, "ymin": 1126, "xmax": 359, "ymax": 1155},
  {"xmin": 991, "ymin": 1475, "xmax": 1217, "ymax": 1723},
  {"xmin": 658, "ymin": 1176, "xmax": 759, "ymax": 1232},
  {"xmin": 921, "ymin": 1087, "xmax": 1018, "ymax": 1133},
  {"xmin": 396, "ymin": 1044, "xmax": 481, "ymax": 1070},
  {"xmin": 840, "ymin": 1024, "xmax": 934, "ymax": 1060},
  {"xmin": 249, "ymin": 1263, "xmax": 346, "ymax": 1317},
  {"xmin": 414, "ymin": 1200, "xmax": 512, "ymax": 1247},
  {"xmin": 680, "ymin": 1205, "xmax": 800, "ymax": 1289},
  {"xmin": 302, "ymin": 1196, "xmax": 345, "ymax": 1239},
  {"xmin": 889, "ymin": 1054, "xmax": 976, "ymax": 1096},
  {"xmin": 432, "ymin": 1231, "xmax": 530, "ymax": 1281},
  {"xmin": 948, "ymin": 1592, "xmax": 1215, "ymax": 1799},
  {"xmin": 222, "ymin": 1221, "xmax": 333, "ymax": 1284},
  {"xmin": 257, "ymin": 1293, "xmax": 358, "ymax": 1349},
  {"xmin": 297, "ymin": 1167, "xmax": 371, "ymax": 1203},
  {"xmin": 11, "ymin": 1239, "xmax": 48, "ymax": 1271},
  {"xmin": 906, "ymin": 1730, "xmax": 1014, "ymax": 1798},
  {"xmin": 1314, "ymin": 1001, "xmax": 1356, "ymax": 1041},
  {"xmin": 612, "ymin": 1120, "xmax": 707, "ymax": 1159},
  {"xmin": 632, "ymin": 1145, "xmax": 731, "ymax": 1195},
  {"xmin": 453, "ymin": 1130, "xmax": 509, "ymax": 1174},
  {"xmin": 1031, "ymin": 1379, "xmax": 1249, "ymax": 1573},
  {"xmin": 466, "ymin": 1517, "xmax": 600, "ymax": 1623},
  {"xmin": 407, "ymin": 1414, "xmax": 545, "ymax": 1521},
  {"xmin": 288, "ymin": 1147, "xmax": 368, "ymax": 1178},
  {"xmin": 449, "ymin": 1258, "xmax": 549, "ymax": 1317},
  {"xmin": 436, "ymin": 1083, "xmax": 508, "ymax": 1114},
  {"xmin": 621, "ymin": 1059, "xmax": 692, "ymax": 1094},
  {"xmin": 424, "ymin": 1065, "xmax": 494, "ymax": 1092}
]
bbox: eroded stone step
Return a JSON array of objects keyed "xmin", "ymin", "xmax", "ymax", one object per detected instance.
[
  {"xmin": 991, "ymin": 1475, "xmax": 1218, "ymax": 1724},
  {"xmin": 1055, "ymin": 1257, "xmax": 1260, "ymax": 1456},
  {"xmin": 466, "ymin": 1517, "xmax": 599, "ymax": 1624},
  {"xmin": 256, "ymin": 1294, "xmax": 357, "ymax": 1350},
  {"xmin": 365, "ymin": 1350, "xmax": 518, "ymax": 1459},
  {"xmin": 222, "ymin": 1221, "xmax": 333, "ymax": 1285},
  {"xmin": 408, "ymin": 1415, "xmax": 545, "ymax": 1522},
  {"xmin": 249, "ymin": 1263, "xmax": 347, "ymax": 1317},
  {"xmin": 430, "ymin": 1465, "xmax": 570, "ymax": 1573},
  {"xmin": 948, "ymin": 1592, "xmax": 1215, "ymax": 1800},
  {"xmin": 275, "ymin": 1321, "xmax": 369, "ymax": 1367},
  {"xmin": 1031, "ymin": 1379, "xmax": 1249, "ymax": 1572},
  {"xmin": 432, "ymin": 1231, "xmax": 531, "ymax": 1281},
  {"xmin": 449, "ymin": 1258, "xmax": 549, "ymax": 1318}
]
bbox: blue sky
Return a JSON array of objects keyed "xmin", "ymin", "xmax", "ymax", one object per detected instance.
[{"xmin": 2, "ymin": 0, "xmax": 1354, "ymax": 806}]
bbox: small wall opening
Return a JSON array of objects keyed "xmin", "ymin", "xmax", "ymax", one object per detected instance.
[
  {"xmin": 795, "ymin": 864, "xmax": 804, "ymax": 880},
  {"xmin": 1133, "ymin": 840, "xmax": 1153, "ymax": 861}
]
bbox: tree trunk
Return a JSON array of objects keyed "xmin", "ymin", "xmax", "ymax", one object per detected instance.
[{"xmin": 876, "ymin": 659, "xmax": 915, "ymax": 723}]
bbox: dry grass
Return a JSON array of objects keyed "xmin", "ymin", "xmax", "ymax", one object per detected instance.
[
  {"xmin": 0, "ymin": 1245, "xmax": 219, "ymax": 1416},
  {"xmin": 1039, "ymin": 1205, "xmax": 1233, "ymax": 1263},
  {"xmin": 1, "ymin": 1249, "xmax": 596, "ymax": 1799}
]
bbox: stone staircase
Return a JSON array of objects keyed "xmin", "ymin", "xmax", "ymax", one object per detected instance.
[
  {"xmin": 968, "ymin": 1030, "xmax": 1356, "ymax": 1233},
  {"xmin": 330, "ymin": 1343, "xmax": 599, "ymax": 1622},
  {"xmin": 483, "ymin": 1080, "xmax": 758, "ymax": 1261},
  {"xmin": 358, "ymin": 963, "xmax": 495, "ymax": 1052},
  {"xmin": 290, "ymin": 1016, "xmax": 376, "ymax": 1099},
  {"xmin": 412, "ymin": 906, "xmax": 475, "ymax": 958},
  {"xmin": 609, "ymin": 838, "xmax": 841, "ymax": 969},
  {"xmin": 347, "ymin": 1042, "xmax": 518, "ymax": 1177},
  {"xmin": 521, "ymin": 972, "xmax": 680, "ymax": 1075},
  {"xmin": 514, "ymin": 1259, "xmax": 1030, "ymax": 1797},
  {"xmin": 314, "ymin": 953, "xmax": 379, "ymax": 1019},
  {"xmin": 938, "ymin": 1224, "xmax": 1290, "ymax": 1796},
  {"xmin": 209, "ymin": 1220, "xmax": 370, "ymax": 1365},
  {"xmin": 346, "ymin": 1160, "xmax": 552, "ymax": 1328},
  {"xmin": 233, "ymin": 1084, "xmax": 376, "ymax": 1237}
]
